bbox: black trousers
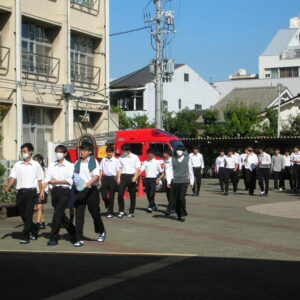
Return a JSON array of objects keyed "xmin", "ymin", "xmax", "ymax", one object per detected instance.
[
  {"xmin": 50, "ymin": 187, "xmax": 75, "ymax": 242},
  {"xmin": 144, "ymin": 178, "xmax": 157, "ymax": 208},
  {"xmin": 192, "ymin": 167, "xmax": 202, "ymax": 195},
  {"xmin": 118, "ymin": 174, "xmax": 137, "ymax": 214},
  {"xmin": 283, "ymin": 166, "xmax": 294, "ymax": 190},
  {"xmin": 273, "ymin": 171, "xmax": 284, "ymax": 189},
  {"xmin": 166, "ymin": 183, "xmax": 175, "ymax": 211},
  {"xmin": 242, "ymin": 166, "xmax": 248, "ymax": 190},
  {"xmin": 16, "ymin": 188, "xmax": 39, "ymax": 240},
  {"xmin": 258, "ymin": 168, "xmax": 270, "ymax": 194},
  {"xmin": 218, "ymin": 167, "xmax": 226, "ymax": 191},
  {"xmin": 293, "ymin": 164, "xmax": 300, "ymax": 189},
  {"xmin": 245, "ymin": 169, "xmax": 257, "ymax": 194},
  {"xmin": 172, "ymin": 182, "xmax": 188, "ymax": 218},
  {"xmin": 101, "ymin": 176, "xmax": 117, "ymax": 214},
  {"xmin": 224, "ymin": 169, "xmax": 237, "ymax": 193},
  {"xmin": 74, "ymin": 186, "xmax": 105, "ymax": 242}
]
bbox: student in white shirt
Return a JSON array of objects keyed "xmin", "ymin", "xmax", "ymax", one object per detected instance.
[
  {"xmin": 291, "ymin": 145, "xmax": 300, "ymax": 190},
  {"xmin": 117, "ymin": 144, "xmax": 141, "ymax": 218},
  {"xmin": 99, "ymin": 146, "xmax": 121, "ymax": 218},
  {"xmin": 215, "ymin": 149, "xmax": 226, "ymax": 193},
  {"xmin": 240, "ymin": 148, "xmax": 248, "ymax": 190},
  {"xmin": 283, "ymin": 150, "xmax": 294, "ymax": 190},
  {"xmin": 224, "ymin": 148, "xmax": 239, "ymax": 195},
  {"xmin": 43, "ymin": 145, "xmax": 76, "ymax": 246},
  {"xmin": 5, "ymin": 143, "xmax": 44, "ymax": 244},
  {"xmin": 157, "ymin": 149, "xmax": 175, "ymax": 215},
  {"xmin": 189, "ymin": 146, "xmax": 204, "ymax": 196},
  {"xmin": 257, "ymin": 146, "xmax": 271, "ymax": 196},
  {"xmin": 243, "ymin": 147, "xmax": 258, "ymax": 196},
  {"xmin": 138, "ymin": 148, "xmax": 162, "ymax": 213},
  {"xmin": 73, "ymin": 142, "xmax": 106, "ymax": 247},
  {"xmin": 233, "ymin": 149, "xmax": 241, "ymax": 189}
]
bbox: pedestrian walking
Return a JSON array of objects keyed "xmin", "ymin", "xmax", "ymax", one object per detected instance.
[
  {"xmin": 242, "ymin": 147, "xmax": 258, "ymax": 196},
  {"xmin": 283, "ymin": 150, "xmax": 294, "ymax": 190},
  {"xmin": 215, "ymin": 150, "xmax": 226, "ymax": 193},
  {"xmin": 271, "ymin": 149, "xmax": 285, "ymax": 191},
  {"xmin": 257, "ymin": 147, "xmax": 271, "ymax": 197},
  {"xmin": 189, "ymin": 146, "xmax": 204, "ymax": 196},
  {"xmin": 224, "ymin": 148, "xmax": 239, "ymax": 195},
  {"xmin": 291, "ymin": 146, "xmax": 300, "ymax": 190},
  {"xmin": 240, "ymin": 148, "xmax": 248, "ymax": 190}
]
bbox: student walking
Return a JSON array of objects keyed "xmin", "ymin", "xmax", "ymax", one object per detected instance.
[
  {"xmin": 257, "ymin": 147, "xmax": 271, "ymax": 197},
  {"xmin": 73, "ymin": 142, "xmax": 106, "ymax": 247},
  {"xmin": 189, "ymin": 146, "xmax": 204, "ymax": 196},
  {"xmin": 233, "ymin": 149, "xmax": 241, "ymax": 189},
  {"xmin": 242, "ymin": 147, "xmax": 258, "ymax": 196},
  {"xmin": 240, "ymin": 149, "xmax": 248, "ymax": 190},
  {"xmin": 99, "ymin": 146, "xmax": 120, "ymax": 218},
  {"xmin": 5, "ymin": 143, "xmax": 44, "ymax": 244},
  {"xmin": 117, "ymin": 144, "xmax": 141, "ymax": 218},
  {"xmin": 271, "ymin": 149, "xmax": 285, "ymax": 191},
  {"xmin": 223, "ymin": 148, "xmax": 239, "ymax": 195},
  {"xmin": 44, "ymin": 145, "xmax": 76, "ymax": 246},
  {"xmin": 283, "ymin": 150, "xmax": 294, "ymax": 190},
  {"xmin": 291, "ymin": 146, "xmax": 300, "ymax": 190},
  {"xmin": 215, "ymin": 150, "xmax": 226, "ymax": 193}
]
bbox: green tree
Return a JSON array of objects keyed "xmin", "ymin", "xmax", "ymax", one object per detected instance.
[
  {"xmin": 130, "ymin": 114, "xmax": 154, "ymax": 129},
  {"xmin": 260, "ymin": 109, "xmax": 278, "ymax": 136},
  {"xmin": 111, "ymin": 106, "xmax": 132, "ymax": 130},
  {"xmin": 282, "ymin": 114, "xmax": 300, "ymax": 136},
  {"xmin": 200, "ymin": 109, "xmax": 224, "ymax": 137}
]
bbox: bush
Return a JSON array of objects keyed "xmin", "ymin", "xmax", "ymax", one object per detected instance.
[{"xmin": 0, "ymin": 163, "xmax": 17, "ymax": 203}]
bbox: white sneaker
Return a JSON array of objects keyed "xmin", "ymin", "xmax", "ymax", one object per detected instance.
[
  {"xmin": 74, "ymin": 241, "xmax": 84, "ymax": 247},
  {"xmin": 117, "ymin": 212, "xmax": 125, "ymax": 218},
  {"xmin": 97, "ymin": 231, "xmax": 106, "ymax": 242},
  {"xmin": 106, "ymin": 214, "xmax": 114, "ymax": 218},
  {"xmin": 127, "ymin": 214, "xmax": 135, "ymax": 218},
  {"xmin": 279, "ymin": 188, "xmax": 283, "ymax": 191}
]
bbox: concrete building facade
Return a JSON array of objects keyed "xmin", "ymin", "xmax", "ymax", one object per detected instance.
[{"xmin": 0, "ymin": 0, "xmax": 116, "ymax": 160}]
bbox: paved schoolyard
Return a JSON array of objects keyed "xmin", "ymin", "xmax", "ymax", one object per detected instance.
[{"xmin": 0, "ymin": 179, "xmax": 300, "ymax": 299}]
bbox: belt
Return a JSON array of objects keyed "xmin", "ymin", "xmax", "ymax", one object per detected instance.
[
  {"xmin": 18, "ymin": 188, "xmax": 37, "ymax": 192},
  {"xmin": 52, "ymin": 186, "xmax": 70, "ymax": 190}
]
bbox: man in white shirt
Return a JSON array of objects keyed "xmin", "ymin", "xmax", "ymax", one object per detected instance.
[
  {"xmin": 43, "ymin": 144, "xmax": 76, "ymax": 246},
  {"xmin": 233, "ymin": 149, "xmax": 241, "ymax": 190},
  {"xmin": 99, "ymin": 146, "xmax": 121, "ymax": 218},
  {"xmin": 283, "ymin": 150, "xmax": 294, "ymax": 190},
  {"xmin": 215, "ymin": 149, "xmax": 226, "ymax": 193},
  {"xmin": 257, "ymin": 146, "xmax": 271, "ymax": 196},
  {"xmin": 243, "ymin": 147, "xmax": 258, "ymax": 196},
  {"xmin": 291, "ymin": 145, "xmax": 300, "ymax": 190},
  {"xmin": 73, "ymin": 142, "xmax": 106, "ymax": 247},
  {"xmin": 138, "ymin": 148, "xmax": 162, "ymax": 213},
  {"xmin": 189, "ymin": 146, "xmax": 204, "ymax": 196},
  {"xmin": 240, "ymin": 148, "xmax": 248, "ymax": 190},
  {"xmin": 5, "ymin": 143, "xmax": 44, "ymax": 244},
  {"xmin": 117, "ymin": 144, "xmax": 141, "ymax": 218},
  {"xmin": 170, "ymin": 145, "xmax": 194, "ymax": 222},
  {"xmin": 224, "ymin": 148, "xmax": 239, "ymax": 195}
]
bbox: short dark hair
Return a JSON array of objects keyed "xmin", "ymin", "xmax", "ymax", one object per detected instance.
[
  {"xmin": 106, "ymin": 145, "xmax": 115, "ymax": 153},
  {"xmin": 55, "ymin": 144, "xmax": 68, "ymax": 154},
  {"xmin": 21, "ymin": 143, "xmax": 34, "ymax": 152},
  {"xmin": 193, "ymin": 146, "xmax": 200, "ymax": 150},
  {"xmin": 176, "ymin": 145, "xmax": 185, "ymax": 151},
  {"xmin": 220, "ymin": 149, "xmax": 225, "ymax": 153},
  {"xmin": 275, "ymin": 148, "xmax": 281, "ymax": 152},
  {"xmin": 294, "ymin": 145, "xmax": 300, "ymax": 150},
  {"xmin": 227, "ymin": 148, "xmax": 234, "ymax": 153},
  {"xmin": 121, "ymin": 144, "xmax": 131, "ymax": 151},
  {"xmin": 164, "ymin": 149, "xmax": 173, "ymax": 157},
  {"xmin": 80, "ymin": 142, "xmax": 94, "ymax": 152},
  {"xmin": 258, "ymin": 146, "xmax": 265, "ymax": 150},
  {"xmin": 147, "ymin": 148, "xmax": 156, "ymax": 155}
]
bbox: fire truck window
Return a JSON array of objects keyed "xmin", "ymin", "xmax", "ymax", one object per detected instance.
[
  {"xmin": 126, "ymin": 143, "xmax": 143, "ymax": 156},
  {"xmin": 150, "ymin": 143, "xmax": 170, "ymax": 157}
]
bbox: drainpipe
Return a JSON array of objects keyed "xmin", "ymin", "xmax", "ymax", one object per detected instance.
[
  {"xmin": 15, "ymin": 0, "xmax": 22, "ymax": 158},
  {"xmin": 105, "ymin": 0, "xmax": 110, "ymax": 133}
]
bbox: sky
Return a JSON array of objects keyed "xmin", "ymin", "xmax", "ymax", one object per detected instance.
[{"xmin": 110, "ymin": 0, "xmax": 300, "ymax": 82}]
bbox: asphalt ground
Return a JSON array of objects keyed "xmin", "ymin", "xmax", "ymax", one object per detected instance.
[{"xmin": 0, "ymin": 179, "xmax": 299, "ymax": 299}]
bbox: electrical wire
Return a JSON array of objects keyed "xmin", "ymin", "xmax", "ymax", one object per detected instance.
[{"xmin": 110, "ymin": 26, "xmax": 148, "ymax": 37}]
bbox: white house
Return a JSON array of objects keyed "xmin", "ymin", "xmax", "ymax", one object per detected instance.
[{"xmin": 110, "ymin": 64, "xmax": 220, "ymax": 122}]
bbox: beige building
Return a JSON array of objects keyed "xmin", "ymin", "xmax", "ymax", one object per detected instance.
[{"xmin": 0, "ymin": 0, "xmax": 117, "ymax": 160}]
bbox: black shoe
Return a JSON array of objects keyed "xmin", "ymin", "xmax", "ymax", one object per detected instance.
[
  {"xmin": 170, "ymin": 210, "xmax": 176, "ymax": 214},
  {"xmin": 38, "ymin": 222, "xmax": 46, "ymax": 230},
  {"xmin": 152, "ymin": 206, "xmax": 158, "ymax": 211},
  {"xmin": 30, "ymin": 233, "xmax": 38, "ymax": 241},
  {"xmin": 223, "ymin": 192, "xmax": 228, "ymax": 195},
  {"xmin": 47, "ymin": 240, "xmax": 58, "ymax": 246},
  {"xmin": 147, "ymin": 207, "xmax": 153, "ymax": 213},
  {"xmin": 20, "ymin": 239, "xmax": 30, "ymax": 244},
  {"xmin": 177, "ymin": 217, "xmax": 186, "ymax": 222}
]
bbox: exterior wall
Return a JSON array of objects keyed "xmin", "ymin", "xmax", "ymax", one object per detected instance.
[
  {"xmin": 0, "ymin": 0, "xmax": 111, "ymax": 160},
  {"xmin": 280, "ymin": 99, "xmax": 300, "ymax": 123}
]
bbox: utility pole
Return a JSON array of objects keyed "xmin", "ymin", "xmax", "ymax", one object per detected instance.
[
  {"xmin": 277, "ymin": 85, "xmax": 281, "ymax": 138},
  {"xmin": 154, "ymin": 0, "xmax": 163, "ymax": 129}
]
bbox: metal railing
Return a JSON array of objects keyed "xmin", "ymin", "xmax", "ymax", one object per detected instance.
[
  {"xmin": 71, "ymin": 61, "xmax": 100, "ymax": 88},
  {"xmin": 22, "ymin": 51, "xmax": 60, "ymax": 81},
  {"xmin": 0, "ymin": 46, "xmax": 10, "ymax": 75},
  {"xmin": 70, "ymin": 0, "xmax": 99, "ymax": 15}
]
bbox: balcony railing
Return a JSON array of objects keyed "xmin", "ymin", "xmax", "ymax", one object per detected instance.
[
  {"xmin": 71, "ymin": 61, "xmax": 100, "ymax": 88},
  {"xmin": 70, "ymin": 0, "xmax": 99, "ymax": 15},
  {"xmin": 22, "ymin": 51, "xmax": 60, "ymax": 82},
  {"xmin": 281, "ymin": 47, "xmax": 300, "ymax": 60},
  {"xmin": 0, "ymin": 46, "xmax": 10, "ymax": 76}
]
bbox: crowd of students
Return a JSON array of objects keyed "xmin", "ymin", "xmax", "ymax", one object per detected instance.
[{"xmin": 215, "ymin": 146, "xmax": 300, "ymax": 196}]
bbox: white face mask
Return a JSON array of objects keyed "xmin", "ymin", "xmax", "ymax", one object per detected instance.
[
  {"xmin": 176, "ymin": 150, "xmax": 183, "ymax": 157},
  {"xmin": 123, "ymin": 151, "xmax": 129, "ymax": 156},
  {"xmin": 22, "ymin": 153, "xmax": 30, "ymax": 160},
  {"xmin": 55, "ymin": 152, "xmax": 65, "ymax": 161}
]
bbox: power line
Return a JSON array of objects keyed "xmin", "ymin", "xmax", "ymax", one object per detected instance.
[{"xmin": 110, "ymin": 26, "xmax": 148, "ymax": 37}]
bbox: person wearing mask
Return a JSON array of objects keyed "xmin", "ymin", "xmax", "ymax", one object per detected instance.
[
  {"xmin": 117, "ymin": 144, "xmax": 141, "ymax": 218},
  {"xmin": 291, "ymin": 146, "xmax": 300, "ymax": 190},
  {"xmin": 169, "ymin": 145, "xmax": 194, "ymax": 222},
  {"xmin": 73, "ymin": 142, "xmax": 106, "ymax": 247},
  {"xmin": 271, "ymin": 148, "xmax": 285, "ymax": 191},
  {"xmin": 138, "ymin": 148, "xmax": 162, "ymax": 213},
  {"xmin": 157, "ymin": 149, "xmax": 175, "ymax": 215},
  {"xmin": 5, "ymin": 143, "xmax": 44, "ymax": 244},
  {"xmin": 223, "ymin": 148, "xmax": 239, "ymax": 195},
  {"xmin": 33, "ymin": 154, "xmax": 48, "ymax": 229},
  {"xmin": 242, "ymin": 147, "xmax": 258, "ymax": 196},
  {"xmin": 215, "ymin": 150, "xmax": 226, "ymax": 193},
  {"xmin": 283, "ymin": 150, "xmax": 294, "ymax": 191},
  {"xmin": 99, "ymin": 146, "xmax": 120, "ymax": 218},
  {"xmin": 257, "ymin": 147, "xmax": 271, "ymax": 197},
  {"xmin": 189, "ymin": 146, "xmax": 204, "ymax": 196},
  {"xmin": 43, "ymin": 145, "xmax": 76, "ymax": 246}
]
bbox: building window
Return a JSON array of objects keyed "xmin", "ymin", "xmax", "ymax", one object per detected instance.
[
  {"xmin": 71, "ymin": 34, "xmax": 100, "ymax": 86},
  {"xmin": 111, "ymin": 91, "xmax": 144, "ymax": 111},
  {"xmin": 184, "ymin": 73, "xmax": 189, "ymax": 82},
  {"xmin": 195, "ymin": 104, "xmax": 202, "ymax": 110},
  {"xmin": 70, "ymin": 0, "xmax": 99, "ymax": 15},
  {"xmin": 279, "ymin": 67, "xmax": 299, "ymax": 78},
  {"xmin": 178, "ymin": 99, "xmax": 182, "ymax": 109}
]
